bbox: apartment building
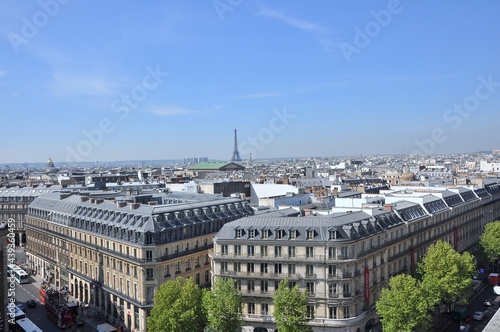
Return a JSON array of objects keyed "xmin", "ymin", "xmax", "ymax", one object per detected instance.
[
  {"xmin": 210, "ymin": 181, "xmax": 500, "ymax": 332},
  {"xmin": 25, "ymin": 191, "xmax": 253, "ymax": 332}
]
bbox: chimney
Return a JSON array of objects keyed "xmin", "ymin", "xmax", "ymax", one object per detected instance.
[
  {"xmin": 129, "ymin": 203, "xmax": 140, "ymax": 210},
  {"xmin": 116, "ymin": 202, "xmax": 127, "ymax": 208},
  {"xmin": 81, "ymin": 196, "xmax": 89, "ymax": 202},
  {"xmin": 148, "ymin": 201, "xmax": 157, "ymax": 206},
  {"xmin": 383, "ymin": 204, "xmax": 393, "ymax": 211}
]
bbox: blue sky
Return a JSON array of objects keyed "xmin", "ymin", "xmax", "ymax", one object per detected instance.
[{"xmin": 1, "ymin": 0, "xmax": 499, "ymax": 164}]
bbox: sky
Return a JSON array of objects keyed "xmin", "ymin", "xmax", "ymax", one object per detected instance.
[{"xmin": 1, "ymin": 0, "xmax": 499, "ymax": 164}]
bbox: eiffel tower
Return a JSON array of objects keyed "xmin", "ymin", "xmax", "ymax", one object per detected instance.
[{"xmin": 231, "ymin": 128, "xmax": 242, "ymax": 162}]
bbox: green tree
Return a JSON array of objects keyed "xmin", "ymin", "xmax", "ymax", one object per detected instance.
[
  {"xmin": 273, "ymin": 279, "xmax": 312, "ymax": 332},
  {"xmin": 147, "ymin": 276, "xmax": 203, "ymax": 332},
  {"xmin": 202, "ymin": 277, "xmax": 242, "ymax": 332},
  {"xmin": 376, "ymin": 274, "xmax": 433, "ymax": 332},
  {"xmin": 417, "ymin": 240, "xmax": 475, "ymax": 304},
  {"xmin": 480, "ymin": 221, "xmax": 500, "ymax": 266}
]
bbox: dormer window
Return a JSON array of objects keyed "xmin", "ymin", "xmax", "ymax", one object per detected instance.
[
  {"xmin": 329, "ymin": 230, "xmax": 337, "ymax": 240},
  {"xmin": 289, "ymin": 230, "xmax": 297, "ymax": 239},
  {"xmin": 276, "ymin": 229, "xmax": 284, "ymax": 239},
  {"xmin": 235, "ymin": 229, "xmax": 242, "ymax": 238},
  {"xmin": 248, "ymin": 229, "xmax": 255, "ymax": 239},
  {"xmin": 262, "ymin": 229, "xmax": 269, "ymax": 239},
  {"xmin": 307, "ymin": 230, "xmax": 314, "ymax": 240}
]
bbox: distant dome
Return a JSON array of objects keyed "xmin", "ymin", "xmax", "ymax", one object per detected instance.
[
  {"xmin": 400, "ymin": 172, "xmax": 415, "ymax": 181},
  {"xmin": 45, "ymin": 157, "xmax": 58, "ymax": 174}
]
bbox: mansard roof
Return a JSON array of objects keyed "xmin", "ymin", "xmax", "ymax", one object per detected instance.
[{"xmin": 215, "ymin": 209, "xmax": 404, "ymax": 242}]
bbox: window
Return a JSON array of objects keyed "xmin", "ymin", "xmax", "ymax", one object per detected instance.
[
  {"xmin": 306, "ymin": 264, "xmax": 314, "ymax": 276},
  {"xmin": 288, "ymin": 264, "xmax": 296, "ymax": 275},
  {"xmin": 248, "ymin": 303, "xmax": 255, "ymax": 315},
  {"xmin": 329, "ymin": 229, "xmax": 337, "ymax": 240},
  {"xmin": 247, "ymin": 262, "xmax": 255, "ymax": 273},
  {"xmin": 276, "ymin": 229, "xmax": 284, "ymax": 239},
  {"xmin": 248, "ymin": 280, "xmax": 255, "ymax": 292},
  {"xmin": 248, "ymin": 229, "xmax": 255, "ymax": 238},
  {"xmin": 235, "ymin": 229, "xmax": 242, "ymax": 238},
  {"xmin": 261, "ymin": 263, "xmax": 268, "ymax": 273},
  {"xmin": 306, "ymin": 282, "xmax": 314, "ymax": 294},
  {"xmin": 328, "ymin": 265, "xmax": 337, "ymax": 277},
  {"xmin": 344, "ymin": 306, "xmax": 350, "ymax": 318},
  {"xmin": 221, "ymin": 262, "xmax": 228, "ymax": 273},
  {"xmin": 261, "ymin": 246, "xmax": 268, "ymax": 257},
  {"xmin": 307, "ymin": 305, "xmax": 315, "ymax": 319},
  {"xmin": 261, "ymin": 280, "xmax": 268, "ymax": 293},
  {"xmin": 274, "ymin": 263, "xmax": 282, "ymax": 274},
  {"xmin": 146, "ymin": 268, "xmax": 154, "ymax": 280},
  {"xmin": 262, "ymin": 229, "xmax": 269, "ymax": 239},
  {"xmin": 235, "ymin": 279, "xmax": 241, "ymax": 291},
  {"xmin": 343, "ymin": 283, "xmax": 350, "ymax": 296},
  {"xmin": 262, "ymin": 303, "xmax": 269, "ymax": 316},
  {"xmin": 274, "ymin": 246, "xmax": 282, "ymax": 257},
  {"xmin": 307, "ymin": 230, "xmax": 314, "ymax": 239},
  {"xmin": 329, "ymin": 283, "xmax": 338, "ymax": 296},
  {"xmin": 329, "ymin": 306, "xmax": 338, "ymax": 319},
  {"xmin": 288, "ymin": 246, "xmax": 296, "ymax": 257},
  {"xmin": 247, "ymin": 245, "xmax": 255, "ymax": 256},
  {"xmin": 289, "ymin": 229, "xmax": 296, "ymax": 239},
  {"xmin": 328, "ymin": 247, "xmax": 336, "ymax": 259},
  {"xmin": 306, "ymin": 246, "xmax": 314, "ymax": 258},
  {"xmin": 221, "ymin": 245, "xmax": 228, "ymax": 256},
  {"xmin": 234, "ymin": 245, "xmax": 241, "ymax": 256},
  {"xmin": 234, "ymin": 262, "xmax": 241, "ymax": 272}
]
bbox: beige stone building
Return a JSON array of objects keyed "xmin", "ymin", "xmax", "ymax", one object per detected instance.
[
  {"xmin": 211, "ymin": 181, "xmax": 500, "ymax": 332},
  {"xmin": 25, "ymin": 191, "xmax": 253, "ymax": 331}
]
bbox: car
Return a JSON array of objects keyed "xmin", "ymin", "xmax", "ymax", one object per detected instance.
[
  {"xmin": 472, "ymin": 311, "xmax": 485, "ymax": 321},
  {"xmin": 74, "ymin": 315, "xmax": 84, "ymax": 326},
  {"xmin": 15, "ymin": 303, "xmax": 25, "ymax": 311},
  {"xmin": 493, "ymin": 285, "xmax": 500, "ymax": 295},
  {"xmin": 459, "ymin": 324, "xmax": 471, "ymax": 332},
  {"xmin": 26, "ymin": 299, "xmax": 36, "ymax": 308}
]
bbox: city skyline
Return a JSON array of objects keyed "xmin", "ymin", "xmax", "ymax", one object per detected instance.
[{"xmin": 1, "ymin": 1, "xmax": 500, "ymax": 164}]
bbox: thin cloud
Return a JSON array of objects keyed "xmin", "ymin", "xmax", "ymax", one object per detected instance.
[
  {"xmin": 49, "ymin": 72, "xmax": 120, "ymax": 97},
  {"xmin": 146, "ymin": 105, "xmax": 196, "ymax": 117},
  {"xmin": 256, "ymin": 6, "xmax": 342, "ymax": 58},
  {"xmin": 236, "ymin": 92, "xmax": 281, "ymax": 99},
  {"xmin": 257, "ymin": 7, "xmax": 328, "ymax": 34}
]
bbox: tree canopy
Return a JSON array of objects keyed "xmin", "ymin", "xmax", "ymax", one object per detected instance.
[
  {"xmin": 417, "ymin": 240, "xmax": 475, "ymax": 304},
  {"xmin": 273, "ymin": 279, "xmax": 312, "ymax": 332},
  {"xmin": 147, "ymin": 276, "xmax": 203, "ymax": 332},
  {"xmin": 202, "ymin": 277, "xmax": 242, "ymax": 332},
  {"xmin": 480, "ymin": 220, "xmax": 500, "ymax": 264},
  {"xmin": 376, "ymin": 274, "xmax": 433, "ymax": 332}
]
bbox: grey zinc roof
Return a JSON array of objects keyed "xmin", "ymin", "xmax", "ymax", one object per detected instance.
[{"xmin": 215, "ymin": 210, "xmax": 403, "ymax": 242}]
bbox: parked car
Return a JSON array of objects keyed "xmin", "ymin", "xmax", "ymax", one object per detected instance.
[
  {"xmin": 74, "ymin": 315, "xmax": 84, "ymax": 326},
  {"xmin": 459, "ymin": 324, "xmax": 471, "ymax": 332},
  {"xmin": 26, "ymin": 299, "xmax": 36, "ymax": 308},
  {"xmin": 472, "ymin": 311, "xmax": 485, "ymax": 321},
  {"xmin": 15, "ymin": 303, "xmax": 25, "ymax": 311}
]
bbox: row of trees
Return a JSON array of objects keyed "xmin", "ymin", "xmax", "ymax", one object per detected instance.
[
  {"xmin": 148, "ymin": 276, "xmax": 312, "ymax": 332},
  {"xmin": 377, "ymin": 221, "xmax": 500, "ymax": 332}
]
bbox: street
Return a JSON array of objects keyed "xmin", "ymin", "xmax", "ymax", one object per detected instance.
[{"xmin": 443, "ymin": 283, "xmax": 500, "ymax": 332}]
